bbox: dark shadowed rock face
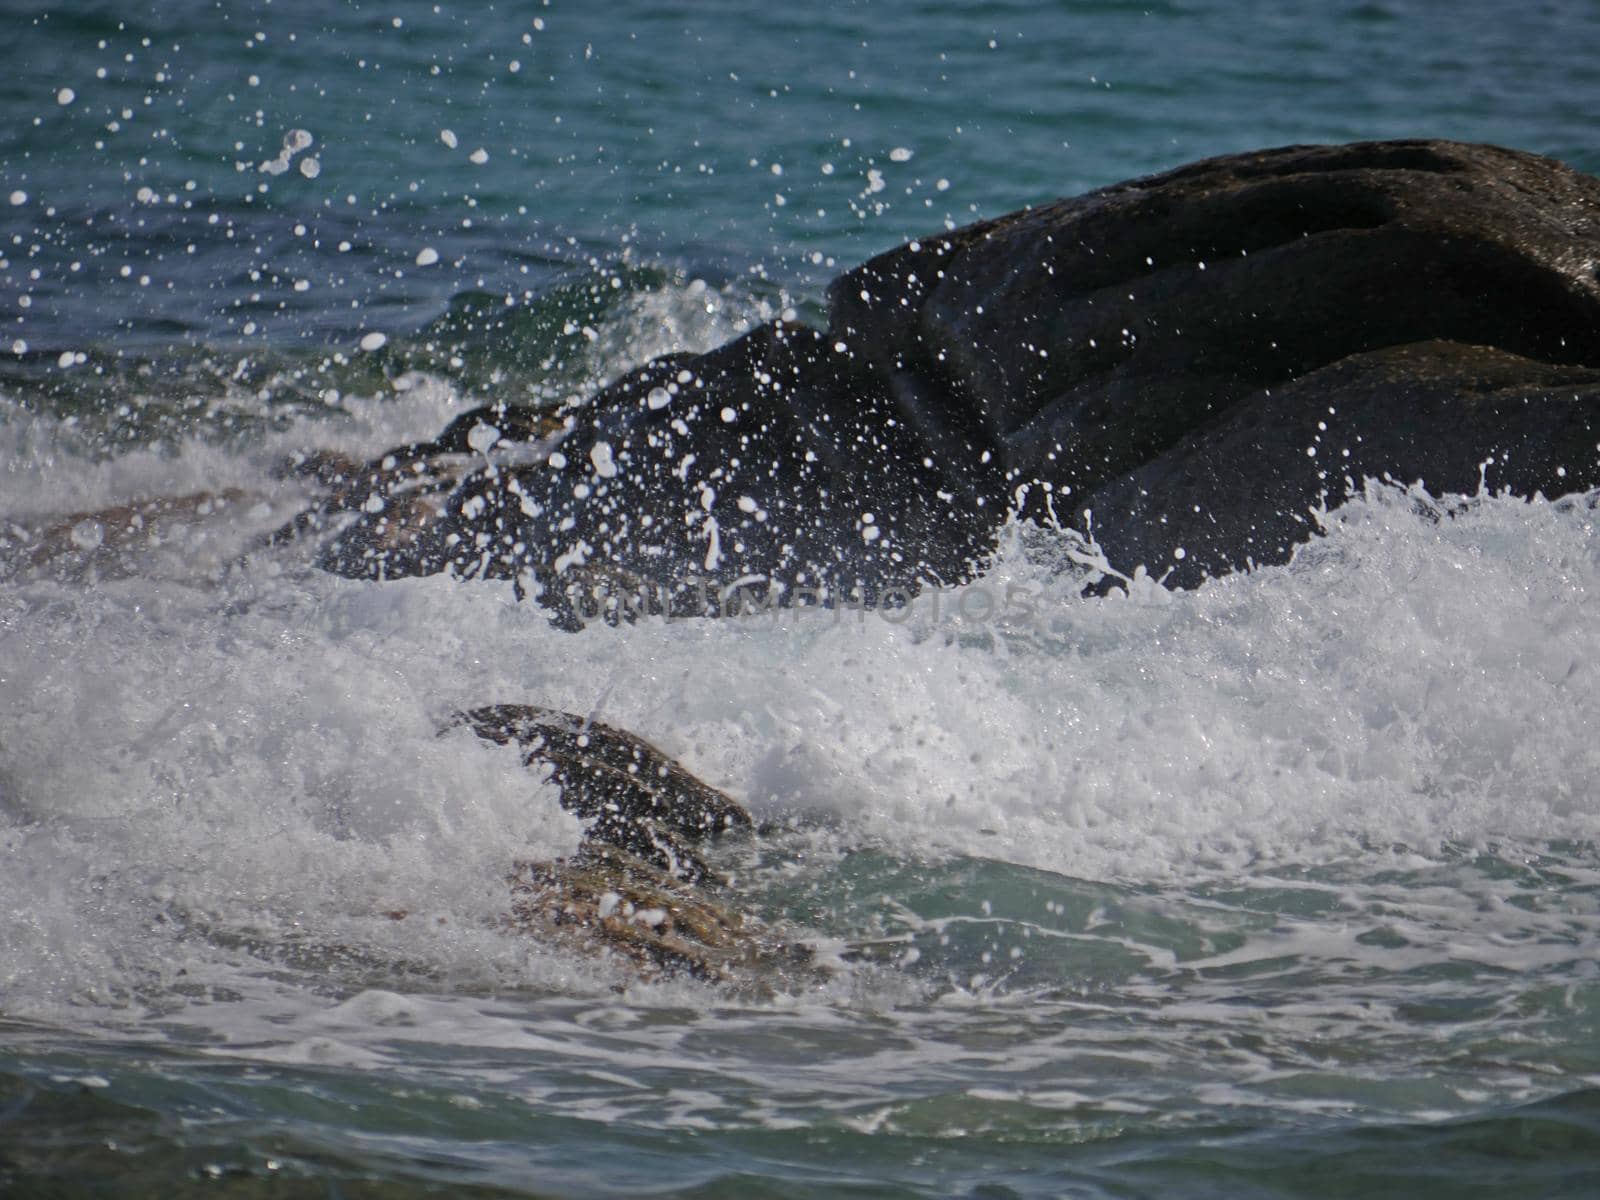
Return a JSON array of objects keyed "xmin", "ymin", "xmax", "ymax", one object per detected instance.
[
  {"xmin": 830, "ymin": 139, "xmax": 1600, "ymax": 529},
  {"xmin": 288, "ymin": 140, "xmax": 1600, "ymax": 613},
  {"xmin": 1083, "ymin": 341, "xmax": 1600, "ymax": 587}
]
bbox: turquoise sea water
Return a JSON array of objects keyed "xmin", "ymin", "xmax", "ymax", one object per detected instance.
[{"xmin": 4, "ymin": 2, "xmax": 1600, "ymax": 1196}]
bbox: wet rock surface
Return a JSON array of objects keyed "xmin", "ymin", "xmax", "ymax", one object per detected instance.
[
  {"xmin": 286, "ymin": 138, "xmax": 1600, "ymax": 612},
  {"xmin": 505, "ymin": 845, "xmax": 821, "ymax": 991},
  {"xmin": 294, "ymin": 323, "xmax": 1000, "ymax": 623},
  {"xmin": 456, "ymin": 703, "xmax": 820, "ymax": 987},
  {"xmin": 1086, "ymin": 341, "xmax": 1600, "ymax": 587},
  {"xmin": 455, "ymin": 703, "xmax": 750, "ymax": 886}
]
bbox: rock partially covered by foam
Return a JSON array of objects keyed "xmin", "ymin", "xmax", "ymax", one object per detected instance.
[
  {"xmin": 455, "ymin": 703, "xmax": 751, "ymax": 886},
  {"xmin": 288, "ymin": 327, "xmax": 1002, "ymax": 623},
  {"xmin": 454, "ymin": 704, "xmax": 822, "ymax": 989},
  {"xmin": 289, "ymin": 140, "xmax": 1600, "ymax": 611},
  {"xmin": 506, "ymin": 846, "xmax": 821, "ymax": 992},
  {"xmin": 831, "ymin": 138, "xmax": 1600, "ymax": 584},
  {"xmin": 1079, "ymin": 341, "xmax": 1600, "ymax": 587}
]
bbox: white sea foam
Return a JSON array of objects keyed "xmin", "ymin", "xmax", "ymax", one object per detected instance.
[
  {"xmin": 3, "ymin": 429, "xmax": 1595, "ymax": 1029},
  {"xmin": 2, "ymin": 275, "xmax": 1598, "ymax": 1099},
  {"xmin": 508, "ymin": 488, "xmax": 1600, "ymax": 885}
]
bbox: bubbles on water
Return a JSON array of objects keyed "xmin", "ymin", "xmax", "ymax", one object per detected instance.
[
  {"xmin": 467, "ymin": 421, "xmax": 500, "ymax": 453},
  {"xmin": 359, "ymin": 331, "xmax": 387, "ymax": 351},
  {"xmin": 68, "ymin": 519, "xmax": 103, "ymax": 550},
  {"xmin": 56, "ymin": 87, "xmax": 75, "ymax": 106},
  {"xmin": 589, "ymin": 440, "xmax": 618, "ymax": 478},
  {"xmin": 415, "ymin": 246, "xmax": 440, "ymax": 266},
  {"xmin": 261, "ymin": 128, "xmax": 315, "ymax": 176}
]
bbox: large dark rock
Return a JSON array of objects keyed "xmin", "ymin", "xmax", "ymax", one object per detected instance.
[
  {"xmin": 1082, "ymin": 341, "xmax": 1600, "ymax": 586},
  {"xmin": 830, "ymin": 138, "xmax": 1600, "ymax": 579},
  {"xmin": 292, "ymin": 323, "xmax": 1001, "ymax": 622},
  {"xmin": 287, "ymin": 140, "xmax": 1600, "ymax": 613}
]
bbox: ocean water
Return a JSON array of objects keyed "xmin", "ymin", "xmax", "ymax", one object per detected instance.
[{"xmin": 4, "ymin": 2, "xmax": 1600, "ymax": 1196}]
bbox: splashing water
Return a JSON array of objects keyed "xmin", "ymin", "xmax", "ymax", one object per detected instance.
[{"xmin": 6, "ymin": 1, "xmax": 1600, "ymax": 1194}]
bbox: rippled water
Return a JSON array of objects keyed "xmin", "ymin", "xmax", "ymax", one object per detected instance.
[{"xmin": 4, "ymin": 2, "xmax": 1600, "ymax": 1196}]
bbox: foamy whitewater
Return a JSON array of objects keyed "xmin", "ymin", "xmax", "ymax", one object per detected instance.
[
  {"xmin": 5, "ymin": 317, "xmax": 1600, "ymax": 1173},
  {"xmin": 5, "ymin": 2, "xmax": 1600, "ymax": 1194}
]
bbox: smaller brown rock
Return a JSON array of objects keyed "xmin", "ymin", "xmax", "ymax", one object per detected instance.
[{"xmin": 506, "ymin": 844, "xmax": 821, "ymax": 990}]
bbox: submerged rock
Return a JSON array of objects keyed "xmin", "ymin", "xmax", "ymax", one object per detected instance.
[
  {"xmin": 282, "ymin": 139, "xmax": 1600, "ymax": 613},
  {"xmin": 0, "ymin": 489, "xmax": 260, "ymax": 583},
  {"xmin": 506, "ymin": 844, "xmax": 820, "ymax": 990},
  {"xmin": 457, "ymin": 704, "xmax": 819, "ymax": 987}
]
